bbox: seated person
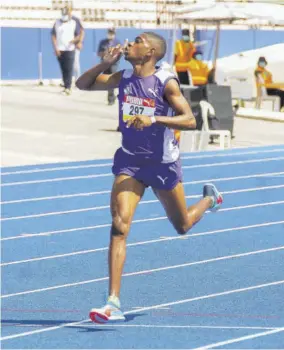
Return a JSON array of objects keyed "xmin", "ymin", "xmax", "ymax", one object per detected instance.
[
  {"xmin": 255, "ymin": 56, "xmax": 284, "ymax": 110},
  {"xmin": 188, "ymin": 51, "xmax": 209, "ymax": 87}
]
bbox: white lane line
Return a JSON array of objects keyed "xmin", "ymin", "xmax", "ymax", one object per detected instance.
[
  {"xmin": 194, "ymin": 327, "xmax": 284, "ymax": 350},
  {"xmin": 2, "ymin": 246, "xmax": 284, "ymax": 298},
  {"xmin": 1, "ymin": 190, "xmax": 111, "ymax": 204},
  {"xmin": 2, "ymin": 148, "xmax": 284, "ymax": 175},
  {"xmin": 2, "ymin": 157, "xmax": 284, "ymax": 187},
  {"xmin": 1, "ymin": 127, "xmax": 88, "ymax": 140},
  {"xmin": 1, "ymin": 151, "xmax": 73, "ymax": 163},
  {"xmin": 182, "ymin": 157, "xmax": 284, "ymax": 169},
  {"xmin": 131, "ymin": 306, "xmax": 170, "ymax": 310},
  {"xmin": 1, "ymin": 280, "xmax": 283, "ymax": 341},
  {"xmin": 71, "ymin": 324, "xmax": 277, "ymax": 330},
  {"xmin": 0, "ymin": 173, "xmax": 113, "ymax": 187},
  {"xmin": 181, "ymin": 148, "xmax": 284, "ymax": 160},
  {"xmin": 2, "ymin": 221, "xmax": 284, "ymax": 266},
  {"xmin": 0, "ymin": 319, "xmax": 91, "ymax": 341},
  {"xmin": 5, "ymin": 323, "xmax": 275, "ymax": 330},
  {"xmin": 2, "ymin": 185, "xmax": 284, "ymax": 221},
  {"xmin": 1, "ymin": 203, "xmax": 284, "ymax": 243},
  {"xmin": 2, "ymin": 173, "xmax": 284, "ymax": 204},
  {"xmin": 220, "ymin": 200, "xmax": 284, "ymax": 212}
]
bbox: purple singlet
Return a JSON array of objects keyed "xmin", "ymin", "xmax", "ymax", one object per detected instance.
[{"xmin": 112, "ymin": 67, "xmax": 183, "ymax": 190}]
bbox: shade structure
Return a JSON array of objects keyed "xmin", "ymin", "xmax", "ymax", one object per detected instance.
[
  {"xmin": 170, "ymin": 2, "xmax": 284, "ymax": 68},
  {"xmin": 173, "ymin": 2, "xmax": 284, "ymax": 26}
]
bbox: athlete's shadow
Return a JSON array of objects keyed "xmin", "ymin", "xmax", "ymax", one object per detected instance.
[
  {"xmin": 74, "ymin": 313, "xmax": 146, "ymax": 333},
  {"xmin": 1, "ymin": 319, "xmax": 78, "ymax": 327},
  {"xmin": 1, "ymin": 319, "xmax": 112, "ymax": 333},
  {"xmin": 2, "ymin": 313, "xmax": 147, "ymax": 334}
]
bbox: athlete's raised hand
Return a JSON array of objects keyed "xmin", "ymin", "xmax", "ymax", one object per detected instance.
[
  {"xmin": 102, "ymin": 44, "xmax": 124, "ymax": 66},
  {"xmin": 126, "ymin": 115, "xmax": 153, "ymax": 130},
  {"xmin": 102, "ymin": 39, "xmax": 128, "ymax": 66}
]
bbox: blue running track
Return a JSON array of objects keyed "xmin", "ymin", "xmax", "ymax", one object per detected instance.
[{"xmin": 1, "ymin": 145, "xmax": 284, "ymax": 349}]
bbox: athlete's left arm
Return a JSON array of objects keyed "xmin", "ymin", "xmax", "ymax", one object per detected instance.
[
  {"xmin": 126, "ymin": 79, "xmax": 196, "ymax": 130},
  {"xmin": 159, "ymin": 79, "xmax": 196, "ymax": 130}
]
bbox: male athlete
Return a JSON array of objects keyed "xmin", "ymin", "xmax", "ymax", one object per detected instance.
[{"xmin": 76, "ymin": 32, "xmax": 223, "ymax": 323}]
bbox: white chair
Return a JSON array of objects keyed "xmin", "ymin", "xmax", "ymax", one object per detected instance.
[
  {"xmin": 227, "ymin": 75, "xmax": 280, "ymax": 111},
  {"xmin": 179, "ymin": 129, "xmax": 201, "ymax": 152},
  {"xmin": 198, "ymin": 100, "xmax": 231, "ymax": 150},
  {"xmin": 255, "ymin": 74, "xmax": 280, "ymax": 111},
  {"xmin": 179, "ymin": 101, "xmax": 231, "ymax": 152}
]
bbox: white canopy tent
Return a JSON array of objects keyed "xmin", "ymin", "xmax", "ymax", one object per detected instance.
[
  {"xmin": 216, "ymin": 43, "xmax": 284, "ymax": 81},
  {"xmin": 215, "ymin": 43, "xmax": 284, "ymax": 100},
  {"xmin": 170, "ymin": 2, "xmax": 284, "ymax": 67}
]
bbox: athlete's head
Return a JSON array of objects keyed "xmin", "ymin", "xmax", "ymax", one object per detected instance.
[{"xmin": 124, "ymin": 32, "xmax": 167, "ymax": 65}]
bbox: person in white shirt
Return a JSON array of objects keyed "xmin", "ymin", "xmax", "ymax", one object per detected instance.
[{"xmin": 51, "ymin": 6, "xmax": 82, "ymax": 95}]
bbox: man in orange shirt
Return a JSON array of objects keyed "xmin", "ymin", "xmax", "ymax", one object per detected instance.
[
  {"xmin": 174, "ymin": 29, "xmax": 196, "ymax": 85},
  {"xmin": 255, "ymin": 56, "xmax": 284, "ymax": 109}
]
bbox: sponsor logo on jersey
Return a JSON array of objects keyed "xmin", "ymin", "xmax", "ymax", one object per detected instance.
[{"xmin": 124, "ymin": 95, "xmax": 155, "ymax": 107}]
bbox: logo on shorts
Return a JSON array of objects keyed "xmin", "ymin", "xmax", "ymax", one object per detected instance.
[{"xmin": 157, "ymin": 175, "xmax": 168, "ymax": 185}]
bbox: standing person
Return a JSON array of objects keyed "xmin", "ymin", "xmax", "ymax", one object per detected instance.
[
  {"xmin": 174, "ymin": 29, "xmax": 196, "ymax": 85},
  {"xmin": 72, "ymin": 16, "xmax": 85, "ymax": 81},
  {"xmin": 97, "ymin": 28, "xmax": 121, "ymax": 105},
  {"xmin": 51, "ymin": 6, "xmax": 81, "ymax": 95},
  {"xmin": 76, "ymin": 32, "xmax": 223, "ymax": 324}
]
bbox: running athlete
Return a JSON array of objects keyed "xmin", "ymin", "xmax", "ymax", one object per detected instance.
[{"xmin": 76, "ymin": 32, "xmax": 223, "ymax": 324}]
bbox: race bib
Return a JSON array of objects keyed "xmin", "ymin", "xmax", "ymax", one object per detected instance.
[{"xmin": 123, "ymin": 95, "xmax": 155, "ymax": 122}]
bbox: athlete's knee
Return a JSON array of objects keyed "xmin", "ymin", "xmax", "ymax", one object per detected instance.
[
  {"xmin": 111, "ymin": 214, "xmax": 131, "ymax": 237},
  {"xmin": 174, "ymin": 217, "xmax": 194, "ymax": 235},
  {"xmin": 175, "ymin": 224, "xmax": 190, "ymax": 235}
]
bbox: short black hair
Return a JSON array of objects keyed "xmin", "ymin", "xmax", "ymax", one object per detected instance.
[
  {"xmin": 182, "ymin": 29, "xmax": 190, "ymax": 35},
  {"xmin": 144, "ymin": 32, "xmax": 167, "ymax": 61},
  {"xmin": 108, "ymin": 27, "xmax": 116, "ymax": 34},
  {"xmin": 258, "ymin": 56, "xmax": 267, "ymax": 64}
]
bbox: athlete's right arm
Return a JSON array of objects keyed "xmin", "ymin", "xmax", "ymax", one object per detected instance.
[
  {"xmin": 76, "ymin": 64, "xmax": 123, "ymax": 91},
  {"xmin": 76, "ymin": 45, "xmax": 124, "ymax": 91}
]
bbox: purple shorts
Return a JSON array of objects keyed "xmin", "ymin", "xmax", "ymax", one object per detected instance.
[{"xmin": 112, "ymin": 148, "xmax": 183, "ymax": 190}]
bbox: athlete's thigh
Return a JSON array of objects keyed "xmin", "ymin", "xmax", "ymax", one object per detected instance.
[
  {"xmin": 111, "ymin": 174, "xmax": 146, "ymax": 223},
  {"xmin": 153, "ymin": 182, "xmax": 188, "ymax": 228}
]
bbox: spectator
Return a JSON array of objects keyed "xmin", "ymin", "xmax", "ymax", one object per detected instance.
[
  {"xmin": 255, "ymin": 56, "xmax": 284, "ymax": 110},
  {"xmin": 174, "ymin": 29, "xmax": 196, "ymax": 85},
  {"xmin": 188, "ymin": 51, "xmax": 210, "ymax": 87},
  {"xmin": 97, "ymin": 28, "xmax": 121, "ymax": 105},
  {"xmin": 51, "ymin": 6, "xmax": 81, "ymax": 95},
  {"xmin": 72, "ymin": 15, "xmax": 85, "ymax": 81}
]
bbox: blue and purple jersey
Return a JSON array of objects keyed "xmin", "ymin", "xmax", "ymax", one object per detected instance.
[{"xmin": 118, "ymin": 68, "xmax": 180, "ymax": 163}]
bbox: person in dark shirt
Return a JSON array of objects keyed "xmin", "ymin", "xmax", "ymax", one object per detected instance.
[{"xmin": 97, "ymin": 28, "xmax": 121, "ymax": 105}]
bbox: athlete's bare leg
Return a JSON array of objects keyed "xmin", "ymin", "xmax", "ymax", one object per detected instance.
[
  {"xmin": 154, "ymin": 182, "xmax": 215, "ymax": 234},
  {"xmin": 109, "ymin": 174, "xmax": 145, "ymax": 297}
]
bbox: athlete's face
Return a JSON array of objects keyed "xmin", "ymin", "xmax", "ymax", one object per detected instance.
[{"xmin": 124, "ymin": 34, "xmax": 154, "ymax": 63}]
